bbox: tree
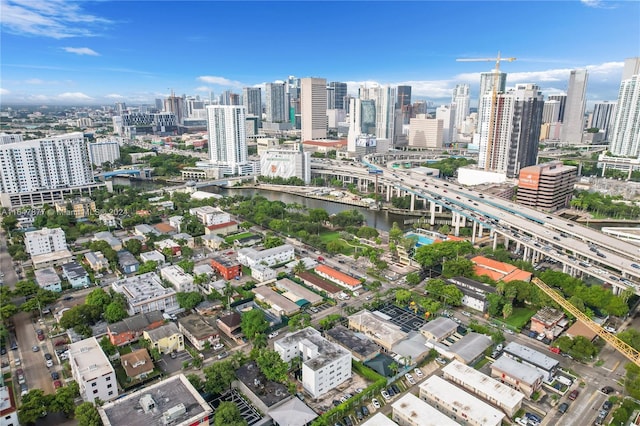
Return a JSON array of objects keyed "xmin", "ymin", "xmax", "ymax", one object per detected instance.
[
  {"xmin": 502, "ymin": 302, "xmax": 513, "ymax": 319},
  {"xmin": 137, "ymin": 260, "xmax": 158, "ymax": 275},
  {"xmin": 186, "ymin": 374, "xmax": 204, "ymax": 392},
  {"xmin": 103, "ymin": 302, "xmax": 128, "ymax": 323},
  {"xmin": 85, "ymin": 288, "xmax": 112, "ymax": 310},
  {"xmin": 395, "ymin": 289, "xmax": 412, "ymax": 305},
  {"xmin": 438, "ymin": 224, "xmax": 451, "ymax": 235},
  {"xmin": 177, "ymin": 260, "xmax": 195, "ymax": 274},
  {"xmin": 442, "ymin": 257, "xmax": 475, "ymax": 278},
  {"xmin": 124, "ymin": 239, "xmax": 143, "ymax": 256},
  {"xmin": 263, "ymin": 236, "xmax": 284, "ymax": 249},
  {"xmin": 204, "ymin": 361, "xmax": 236, "ymax": 394},
  {"xmin": 241, "ymin": 309, "xmax": 268, "ymax": 341},
  {"xmin": 388, "ymin": 222, "xmax": 403, "ymax": 243},
  {"xmin": 326, "ymin": 240, "xmax": 344, "ymax": 254},
  {"xmin": 288, "ymin": 313, "xmax": 311, "ymax": 331},
  {"xmin": 292, "ymin": 260, "xmax": 307, "ymax": 275},
  {"xmin": 19, "ymin": 389, "xmax": 52, "ymax": 425},
  {"xmin": 176, "ymin": 292, "xmax": 204, "ymax": 310},
  {"xmin": 99, "ymin": 336, "xmax": 117, "ymax": 357},
  {"xmin": 356, "ymin": 226, "xmax": 379, "ymax": 240},
  {"xmin": 0, "ymin": 303, "xmax": 18, "ymax": 321},
  {"xmin": 75, "ymin": 402, "xmax": 102, "ymax": 426},
  {"xmin": 51, "ymin": 381, "xmax": 80, "ymax": 416},
  {"xmin": 2, "ymin": 214, "xmax": 18, "ymax": 233},
  {"xmin": 256, "ymin": 349, "xmax": 289, "ymax": 383},
  {"xmin": 625, "ymin": 363, "xmax": 640, "ymax": 400},
  {"xmin": 214, "ymin": 401, "xmax": 247, "ymax": 426}
]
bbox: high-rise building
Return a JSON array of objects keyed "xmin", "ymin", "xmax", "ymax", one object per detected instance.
[
  {"xmin": 542, "ymin": 100, "xmax": 562, "ymax": 123},
  {"xmin": 286, "ymin": 76, "xmax": 301, "ymax": 126},
  {"xmin": 477, "ymin": 70, "xmax": 507, "ymax": 122},
  {"xmin": 115, "ymin": 102, "xmax": 127, "ymax": 116},
  {"xmin": 452, "ymin": 84, "xmax": 470, "ymax": 134},
  {"xmin": 242, "ymin": 87, "xmax": 262, "ymax": 124},
  {"xmin": 547, "ymin": 95, "xmax": 567, "ymax": 122},
  {"xmin": 408, "ymin": 115, "xmax": 443, "ymax": 148},
  {"xmin": 164, "ymin": 94, "xmax": 185, "ymax": 125},
  {"xmin": 478, "ymin": 84, "xmax": 544, "ymax": 177},
  {"xmin": 436, "ymin": 105, "xmax": 456, "ymax": 145},
  {"xmin": 0, "ymin": 133, "xmax": 23, "ymax": 144},
  {"xmin": 300, "ymin": 77, "xmax": 327, "ymax": 141},
  {"xmin": 347, "ymin": 98, "xmax": 377, "ymax": 153},
  {"xmin": 326, "ymin": 86, "xmax": 335, "ymax": 110},
  {"xmin": 265, "ymin": 82, "xmax": 287, "ymax": 123},
  {"xmin": 329, "ymin": 82, "xmax": 348, "ymax": 110},
  {"xmin": 560, "ymin": 69, "xmax": 588, "ymax": 144},
  {"xmin": 610, "ymin": 57, "xmax": 640, "ymax": 157},
  {"xmin": 396, "ymin": 85, "xmax": 412, "ymax": 108},
  {"xmin": 206, "ymin": 105, "xmax": 248, "ymax": 173},
  {"xmin": 361, "ymin": 85, "xmax": 396, "ymax": 140},
  {"xmin": 88, "ymin": 140, "xmax": 121, "ymax": 166},
  {"xmin": 590, "ymin": 101, "xmax": 616, "ymax": 140},
  {"xmin": 517, "ymin": 161, "xmax": 577, "ymax": 212},
  {"xmin": 154, "ymin": 98, "xmax": 163, "ymax": 111}
]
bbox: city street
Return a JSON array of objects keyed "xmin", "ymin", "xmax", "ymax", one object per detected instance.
[
  {"xmin": 0, "ymin": 229, "xmax": 20, "ymax": 289},
  {"xmin": 13, "ymin": 311, "xmax": 55, "ymax": 396}
]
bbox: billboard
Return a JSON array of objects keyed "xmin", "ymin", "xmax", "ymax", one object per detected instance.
[
  {"xmin": 355, "ymin": 135, "xmax": 377, "ymax": 147},
  {"xmin": 518, "ymin": 170, "xmax": 541, "ymax": 190},
  {"xmin": 260, "ymin": 152, "xmax": 298, "ymax": 179}
]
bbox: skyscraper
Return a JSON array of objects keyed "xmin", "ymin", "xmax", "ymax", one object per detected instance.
[
  {"xmin": 609, "ymin": 57, "xmax": 640, "ymax": 157},
  {"xmin": 478, "ymin": 84, "xmax": 544, "ymax": 177},
  {"xmin": 300, "ymin": 77, "xmax": 327, "ymax": 141},
  {"xmin": 560, "ymin": 69, "xmax": 588, "ymax": 144},
  {"xmin": 547, "ymin": 95, "xmax": 567, "ymax": 122},
  {"xmin": 265, "ymin": 83, "xmax": 287, "ymax": 123},
  {"xmin": 451, "ymin": 84, "xmax": 470, "ymax": 135},
  {"xmin": 542, "ymin": 100, "xmax": 562, "ymax": 123},
  {"xmin": 396, "ymin": 86, "xmax": 412, "ymax": 108},
  {"xmin": 436, "ymin": 105, "xmax": 456, "ymax": 145},
  {"xmin": 329, "ymin": 82, "xmax": 348, "ymax": 110},
  {"xmin": 477, "ymin": 70, "xmax": 507, "ymax": 122},
  {"xmin": 590, "ymin": 101, "xmax": 616, "ymax": 140},
  {"xmin": 360, "ymin": 85, "xmax": 396, "ymax": 140},
  {"xmin": 242, "ymin": 87, "xmax": 262, "ymax": 125},
  {"xmin": 164, "ymin": 94, "xmax": 185, "ymax": 125},
  {"xmin": 206, "ymin": 105, "xmax": 247, "ymax": 172}
]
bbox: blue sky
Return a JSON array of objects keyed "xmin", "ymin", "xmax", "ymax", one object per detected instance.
[{"xmin": 1, "ymin": 0, "xmax": 639, "ymax": 107}]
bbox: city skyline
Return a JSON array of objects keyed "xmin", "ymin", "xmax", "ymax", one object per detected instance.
[{"xmin": 1, "ymin": 0, "xmax": 638, "ymax": 107}]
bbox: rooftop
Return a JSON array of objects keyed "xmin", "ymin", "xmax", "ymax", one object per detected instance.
[
  {"xmin": 315, "ymin": 264, "xmax": 361, "ymax": 287},
  {"xmin": 448, "ymin": 332, "xmax": 493, "ymax": 364},
  {"xmin": 531, "ymin": 307, "xmax": 565, "ymax": 326},
  {"xmin": 491, "ymin": 355, "xmax": 545, "ymax": 385},
  {"xmin": 108, "ymin": 311, "xmax": 165, "ymax": 335},
  {"xmin": 275, "ymin": 278, "xmax": 323, "ymax": 305},
  {"xmin": 144, "ymin": 322, "xmax": 181, "ymax": 341},
  {"xmin": 217, "ymin": 311, "xmax": 241, "ymax": 329},
  {"xmin": 35, "ymin": 267, "xmax": 60, "ymax": 286},
  {"xmin": 0, "ymin": 386, "xmax": 17, "ymax": 418},
  {"xmin": 348, "ymin": 310, "xmax": 407, "ymax": 347},
  {"xmin": 419, "ymin": 317, "xmax": 458, "ymax": 340},
  {"xmin": 325, "ymin": 325, "xmax": 380, "ymax": 360},
  {"xmin": 252, "ymin": 286, "xmax": 300, "ymax": 314},
  {"xmin": 206, "ymin": 220, "xmax": 238, "ymax": 230},
  {"xmin": 297, "ymin": 271, "xmax": 342, "ymax": 294},
  {"xmin": 361, "ymin": 412, "xmax": 399, "ymax": 426},
  {"xmin": 118, "ymin": 251, "xmax": 139, "ymax": 266},
  {"xmin": 68, "ymin": 336, "xmax": 114, "ymax": 382},
  {"xmin": 275, "ymin": 327, "xmax": 350, "ymax": 372},
  {"xmin": 443, "ymin": 360, "xmax": 524, "ymax": 408},
  {"xmin": 391, "ymin": 393, "xmax": 460, "ymax": 426},
  {"xmin": 25, "ymin": 227, "xmax": 65, "ymax": 238},
  {"xmin": 503, "ymin": 342, "xmax": 559, "ymax": 371},
  {"xmin": 268, "ymin": 397, "xmax": 318, "ymax": 426},
  {"xmin": 160, "ymin": 265, "xmax": 193, "ymax": 285},
  {"xmin": 99, "ymin": 374, "xmax": 211, "ymax": 426},
  {"xmin": 61, "ymin": 261, "xmax": 88, "ymax": 279},
  {"xmin": 420, "ymin": 376, "xmax": 504, "ymax": 425},
  {"xmin": 140, "ymin": 250, "xmax": 165, "ymax": 263},
  {"xmin": 111, "ymin": 273, "xmax": 176, "ymax": 305},
  {"xmin": 210, "ymin": 255, "xmax": 239, "ymax": 268},
  {"xmin": 235, "ymin": 362, "xmax": 289, "ymax": 408},
  {"xmin": 239, "ymin": 244, "xmax": 294, "ymax": 260},
  {"xmin": 177, "ymin": 314, "xmax": 218, "ymax": 340},
  {"xmin": 154, "ymin": 222, "xmax": 176, "ymax": 234},
  {"xmin": 447, "ymin": 277, "xmax": 496, "ymax": 295},
  {"xmin": 121, "ymin": 348, "xmax": 153, "ymax": 378},
  {"xmin": 31, "ymin": 249, "xmax": 73, "ymax": 265}
]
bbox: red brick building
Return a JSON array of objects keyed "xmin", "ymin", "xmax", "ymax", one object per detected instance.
[
  {"xmin": 210, "ymin": 255, "xmax": 241, "ymax": 280},
  {"xmin": 106, "ymin": 311, "xmax": 165, "ymax": 346}
]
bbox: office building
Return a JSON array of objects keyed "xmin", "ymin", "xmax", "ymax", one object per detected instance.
[
  {"xmin": 206, "ymin": 105, "xmax": 248, "ymax": 174},
  {"xmin": 69, "ymin": 336, "xmax": 118, "ymax": 403},
  {"xmin": 347, "ymin": 97, "xmax": 377, "ymax": 153},
  {"xmin": 265, "ymin": 82, "xmax": 287, "ymax": 123},
  {"xmin": 610, "ymin": 57, "xmax": 640, "ymax": 157},
  {"xmin": 111, "ymin": 272, "xmax": 179, "ymax": 316},
  {"xmin": 274, "ymin": 327, "xmax": 351, "ymax": 398},
  {"xmin": 477, "ymin": 69, "xmax": 507, "ymax": 123},
  {"xmin": 478, "ymin": 84, "xmax": 544, "ymax": 177},
  {"xmin": 160, "ymin": 265, "xmax": 196, "ymax": 293},
  {"xmin": 560, "ymin": 69, "xmax": 588, "ymax": 144},
  {"xmin": 361, "ymin": 85, "xmax": 396, "ymax": 140},
  {"xmin": 301, "ymin": 77, "xmax": 327, "ymax": 141},
  {"xmin": 436, "ymin": 105, "xmax": 455, "ymax": 145},
  {"xmin": 260, "ymin": 148, "xmax": 311, "ymax": 184},
  {"xmin": 516, "ymin": 161, "xmax": 577, "ymax": 212},
  {"xmin": 542, "ymin": 100, "xmax": 562, "ymax": 124},
  {"xmin": 98, "ymin": 374, "xmax": 211, "ymax": 426},
  {"xmin": 452, "ymin": 84, "xmax": 470, "ymax": 134},
  {"xmin": 392, "ymin": 393, "xmax": 460, "ymax": 426},
  {"xmin": 589, "ymin": 101, "xmax": 616, "ymax": 140},
  {"xmin": 88, "ymin": 140, "xmax": 120, "ymax": 166},
  {"xmin": 25, "ymin": 228, "xmax": 67, "ymax": 256},
  {"xmin": 396, "ymin": 85, "xmax": 412, "ymax": 109},
  {"xmin": 419, "ymin": 376, "xmax": 504, "ymax": 426},
  {"xmin": 164, "ymin": 94, "xmax": 185, "ymax": 125},
  {"xmin": 548, "ymin": 95, "xmax": 567, "ymax": 122},
  {"xmin": 243, "ymin": 87, "xmax": 262, "ymax": 123},
  {"xmin": 408, "ymin": 115, "xmax": 443, "ymax": 148},
  {"xmin": 329, "ymin": 81, "xmax": 348, "ymax": 110}
]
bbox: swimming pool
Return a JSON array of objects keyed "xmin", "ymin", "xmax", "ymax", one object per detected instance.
[{"xmin": 406, "ymin": 233, "xmax": 434, "ymax": 247}]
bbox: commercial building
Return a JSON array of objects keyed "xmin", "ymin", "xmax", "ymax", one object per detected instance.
[
  {"xmin": 325, "ymin": 325, "xmax": 380, "ymax": 362},
  {"xmin": 301, "ymin": 77, "xmax": 327, "ymax": 142},
  {"xmin": 446, "ymin": 277, "xmax": 496, "ymax": 313},
  {"xmin": 260, "ymin": 148, "xmax": 311, "ymax": 184},
  {"xmin": 436, "ymin": 105, "xmax": 455, "ymax": 145},
  {"xmin": 297, "ymin": 271, "xmax": 342, "ymax": 298},
  {"xmin": 206, "ymin": 105, "xmax": 249, "ymax": 175},
  {"xmin": 188, "ymin": 206, "xmax": 231, "ymax": 226},
  {"xmin": 111, "ymin": 272, "xmax": 179, "ymax": 316},
  {"xmin": 237, "ymin": 244, "xmax": 295, "ymax": 268},
  {"xmin": 348, "ymin": 310, "xmax": 407, "ymax": 351},
  {"xmin": 25, "ymin": 227, "xmax": 67, "ymax": 256},
  {"xmin": 35, "ymin": 267, "xmax": 62, "ymax": 292},
  {"xmin": 274, "ymin": 327, "xmax": 351, "ymax": 398},
  {"xmin": 442, "ymin": 360, "xmax": 524, "ymax": 417},
  {"xmin": 408, "ymin": 115, "xmax": 443, "ymax": 148},
  {"xmin": 0, "ymin": 132, "xmax": 99, "ymax": 209},
  {"xmin": 609, "ymin": 57, "xmax": 640, "ymax": 157},
  {"xmin": 491, "ymin": 355, "xmax": 544, "ymax": 398},
  {"xmin": 314, "ymin": 264, "xmax": 362, "ymax": 290},
  {"xmin": 243, "ymin": 87, "xmax": 262, "ymax": 125},
  {"xmin": 88, "ymin": 140, "xmax": 120, "ymax": 166},
  {"xmin": 120, "ymin": 349, "xmax": 153, "ymax": 380},
  {"xmin": 502, "ymin": 342, "xmax": 559, "ymax": 381},
  {"xmin": 516, "ymin": 161, "xmax": 577, "ymax": 212},
  {"xmin": 69, "ymin": 336, "xmax": 118, "ymax": 403},
  {"xmin": 392, "ymin": 393, "xmax": 460, "ymax": 426},
  {"xmin": 252, "ymin": 285, "xmax": 301, "ymax": 317},
  {"xmin": 143, "ymin": 322, "xmax": 184, "ymax": 354},
  {"xmin": 548, "ymin": 95, "xmax": 567, "ymax": 122},
  {"xmin": 265, "ymin": 82, "xmax": 287, "ymax": 123},
  {"xmin": 61, "ymin": 261, "xmax": 90, "ymax": 288},
  {"xmin": 160, "ymin": 265, "xmax": 196, "ymax": 293},
  {"xmin": 106, "ymin": 311, "xmax": 165, "ymax": 347},
  {"xmin": 210, "ymin": 255, "xmax": 241, "ymax": 280},
  {"xmin": 98, "ymin": 374, "xmax": 212, "ymax": 426},
  {"xmin": 275, "ymin": 278, "xmax": 323, "ymax": 305},
  {"xmin": 560, "ymin": 69, "xmax": 588, "ymax": 144},
  {"xmin": 177, "ymin": 314, "xmax": 220, "ymax": 351},
  {"xmin": 419, "ymin": 376, "xmax": 504, "ymax": 426}
]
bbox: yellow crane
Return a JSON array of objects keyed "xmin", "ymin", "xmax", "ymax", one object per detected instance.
[
  {"xmin": 532, "ymin": 277, "xmax": 640, "ymax": 367},
  {"xmin": 456, "ymin": 52, "xmax": 516, "ymax": 171}
]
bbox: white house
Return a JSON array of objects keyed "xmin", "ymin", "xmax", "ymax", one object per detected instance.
[
  {"xmin": 237, "ymin": 244, "xmax": 295, "ymax": 268},
  {"xmin": 160, "ymin": 265, "xmax": 196, "ymax": 293},
  {"xmin": 111, "ymin": 272, "xmax": 179, "ymax": 316},
  {"xmin": 250, "ymin": 264, "xmax": 277, "ymax": 282},
  {"xmin": 188, "ymin": 206, "xmax": 230, "ymax": 226},
  {"xmin": 68, "ymin": 337, "xmax": 118, "ymax": 403}
]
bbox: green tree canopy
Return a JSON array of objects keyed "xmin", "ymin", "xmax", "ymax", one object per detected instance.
[
  {"xmin": 256, "ymin": 349, "xmax": 289, "ymax": 383},
  {"xmin": 103, "ymin": 301, "xmax": 128, "ymax": 323},
  {"xmin": 51, "ymin": 381, "xmax": 80, "ymax": 416},
  {"xmin": 214, "ymin": 401, "xmax": 247, "ymax": 426},
  {"xmin": 75, "ymin": 402, "xmax": 103, "ymax": 426},
  {"xmin": 176, "ymin": 292, "xmax": 204, "ymax": 310},
  {"xmin": 241, "ymin": 309, "xmax": 269, "ymax": 341},
  {"xmin": 204, "ymin": 361, "xmax": 236, "ymax": 394}
]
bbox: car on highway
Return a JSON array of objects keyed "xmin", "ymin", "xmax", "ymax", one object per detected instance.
[{"xmin": 372, "ymin": 398, "xmax": 381, "ymax": 409}]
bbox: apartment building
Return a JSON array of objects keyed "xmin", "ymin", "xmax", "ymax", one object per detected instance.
[
  {"xmin": 314, "ymin": 265, "xmax": 362, "ymax": 290},
  {"xmin": 111, "ymin": 272, "xmax": 179, "ymax": 316},
  {"xmin": 68, "ymin": 337, "xmax": 118, "ymax": 403},
  {"xmin": 178, "ymin": 314, "xmax": 220, "ymax": 351},
  {"xmin": 502, "ymin": 342, "xmax": 559, "ymax": 381},
  {"xmin": 491, "ymin": 355, "xmax": 544, "ymax": 398},
  {"xmin": 160, "ymin": 265, "xmax": 196, "ymax": 293},
  {"xmin": 392, "ymin": 393, "xmax": 460, "ymax": 426},
  {"xmin": 188, "ymin": 206, "xmax": 231, "ymax": 226},
  {"xmin": 25, "ymin": 227, "xmax": 67, "ymax": 256},
  {"xmin": 237, "ymin": 244, "xmax": 295, "ymax": 268},
  {"xmin": 210, "ymin": 255, "xmax": 241, "ymax": 280}
]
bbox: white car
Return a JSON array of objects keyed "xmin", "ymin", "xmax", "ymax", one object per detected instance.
[
  {"xmin": 405, "ymin": 373, "xmax": 415, "ymax": 385},
  {"xmin": 536, "ymin": 333, "xmax": 545, "ymax": 341},
  {"xmin": 213, "ymin": 343, "xmax": 224, "ymax": 351},
  {"xmin": 436, "ymin": 357, "xmax": 447, "ymax": 365},
  {"xmin": 413, "ymin": 368, "xmax": 423, "ymax": 378},
  {"xmin": 381, "ymin": 390, "xmax": 391, "ymax": 400},
  {"xmin": 372, "ymin": 398, "xmax": 381, "ymax": 409},
  {"xmin": 268, "ymin": 331, "xmax": 279, "ymax": 339},
  {"xmin": 515, "ymin": 417, "xmax": 528, "ymax": 426}
]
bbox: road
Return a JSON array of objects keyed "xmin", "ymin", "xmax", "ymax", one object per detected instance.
[
  {"xmin": 13, "ymin": 311, "xmax": 55, "ymax": 396},
  {"xmin": 0, "ymin": 229, "xmax": 20, "ymax": 289}
]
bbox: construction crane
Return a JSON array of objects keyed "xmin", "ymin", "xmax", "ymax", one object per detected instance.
[
  {"xmin": 456, "ymin": 52, "xmax": 516, "ymax": 171},
  {"xmin": 532, "ymin": 277, "xmax": 640, "ymax": 367}
]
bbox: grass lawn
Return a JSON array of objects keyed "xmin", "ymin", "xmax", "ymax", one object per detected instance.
[
  {"xmin": 319, "ymin": 231, "xmax": 341, "ymax": 243},
  {"xmin": 503, "ymin": 307, "xmax": 536, "ymax": 329},
  {"xmin": 224, "ymin": 232, "xmax": 254, "ymax": 244}
]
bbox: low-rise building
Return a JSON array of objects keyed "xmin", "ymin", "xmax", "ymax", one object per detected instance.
[
  {"xmin": 94, "ymin": 231, "xmax": 122, "ymax": 251},
  {"xmin": 35, "ymin": 267, "xmax": 61, "ymax": 292},
  {"xmin": 134, "ymin": 224, "xmax": 160, "ymax": 238},
  {"xmin": 491, "ymin": 355, "xmax": 544, "ymax": 398},
  {"xmin": 201, "ymin": 234, "xmax": 224, "ymax": 249},
  {"xmin": 55, "ymin": 197, "xmax": 96, "ymax": 219},
  {"xmin": 98, "ymin": 374, "xmax": 212, "ymax": 426},
  {"xmin": 31, "ymin": 249, "xmax": 74, "ymax": 270},
  {"xmin": 0, "ymin": 385, "xmax": 18, "ymax": 426},
  {"xmin": 362, "ymin": 413, "xmax": 399, "ymax": 426},
  {"xmin": 392, "ymin": 393, "xmax": 460, "ymax": 426},
  {"xmin": 117, "ymin": 250, "xmax": 139, "ymax": 274},
  {"xmin": 25, "ymin": 227, "xmax": 67, "ymax": 256},
  {"xmin": 252, "ymin": 285, "xmax": 301, "ymax": 317},
  {"xmin": 447, "ymin": 333, "xmax": 493, "ymax": 365},
  {"xmin": 419, "ymin": 376, "xmax": 504, "ymax": 426},
  {"xmin": 314, "ymin": 264, "xmax": 362, "ymax": 290},
  {"xmin": 502, "ymin": 342, "xmax": 559, "ymax": 381},
  {"xmin": 217, "ymin": 312, "xmax": 242, "ymax": 342},
  {"xmin": 193, "ymin": 263, "xmax": 215, "ymax": 277},
  {"xmin": 446, "ymin": 277, "xmax": 496, "ymax": 313},
  {"xmin": 274, "ymin": 327, "xmax": 352, "ymax": 398},
  {"xmin": 155, "ymin": 239, "xmax": 181, "ymax": 256},
  {"xmin": 62, "ymin": 261, "xmax": 90, "ymax": 288},
  {"xmin": 237, "ymin": 244, "xmax": 295, "ymax": 268},
  {"xmin": 325, "ymin": 325, "xmax": 380, "ymax": 362},
  {"xmin": 470, "ymin": 256, "xmax": 532, "ymax": 283},
  {"xmin": 85, "ymin": 251, "xmax": 109, "ymax": 271},
  {"xmin": 297, "ymin": 271, "xmax": 342, "ymax": 298},
  {"xmin": 160, "ymin": 265, "xmax": 196, "ymax": 293},
  {"xmin": 210, "ymin": 255, "xmax": 241, "ymax": 280},
  {"xmin": 173, "ymin": 233, "xmax": 195, "ymax": 248},
  {"xmin": 106, "ymin": 311, "xmax": 165, "ymax": 347},
  {"xmin": 204, "ymin": 221, "xmax": 238, "ymax": 236},
  {"xmin": 120, "ymin": 348, "xmax": 153, "ymax": 380},
  {"xmin": 442, "ymin": 360, "xmax": 524, "ymax": 417},
  {"xmin": 189, "ymin": 206, "xmax": 230, "ymax": 226},
  {"xmin": 419, "ymin": 317, "xmax": 458, "ymax": 342},
  {"xmin": 530, "ymin": 307, "xmax": 567, "ymax": 340},
  {"xmin": 143, "ymin": 322, "xmax": 184, "ymax": 354},
  {"xmin": 99, "ymin": 213, "xmax": 118, "ymax": 228},
  {"xmin": 348, "ymin": 310, "xmax": 407, "ymax": 352},
  {"xmin": 168, "ymin": 215, "xmax": 184, "ymax": 232},
  {"xmin": 111, "ymin": 272, "xmax": 179, "ymax": 316},
  {"xmin": 178, "ymin": 314, "xmax": 220, "ymax": 350},
  {"xmin": 234, "ymin": 361, "xmax": 292, "ymax": 415},
  {"xmin": 69, "ymin": 336, "xmax": 118, "ymax": 403},
  {"xmin": 154, "ymin": 222, "xmax": 176, "ymax": 235},
  {"xmin": 251, "ymin": 264, "xmax": 276, "ymax": 282},
  {"xmin": 275, "ymin": 278, "xmax": 323, "ymax": 306},
  {"xmin": 139, "ymin": 250, "xmax": 165, "ymax": 265}
]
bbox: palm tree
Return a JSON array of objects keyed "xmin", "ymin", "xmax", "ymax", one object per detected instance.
[
  {"xmin": 389, "ymin": 361, "xmax": 399, "ymax": 377},
  {"xmin": 253, "ymin": 333, "xmax": 267, "ymax": 349},
  {"xmin": 292, "ymin": 260, "xmax": 306, "ymax": 276}
]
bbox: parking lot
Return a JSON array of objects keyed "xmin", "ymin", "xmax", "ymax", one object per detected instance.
[
  {"xmin": 208, "ymin": 389, "xmax": 262, "ymax": 425},
  {"xmin": 157, "ymin": 350, "xmax": 192, "ymax": 375},
  {"xmin": 376, "ymin": 304, "xmax": 427, "ymax": 332}
]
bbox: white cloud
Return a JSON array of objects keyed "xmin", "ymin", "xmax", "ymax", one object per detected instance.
[
  {"xmin": 194, "ymin": 86, "xmax": 211, "ymax": 92},
  {"xmin": 0, "ymin": 88, "xmax": 10, "ymax": 95},
  {"xmin": 24, "ymin": 78, "xmax": 45, "ymax": 84},
  {"xmin": 0, "ymin": 0, "xmax": 112, "ymax": 39},
  {"xmin": 63, "ymin": 47, "xmax": 99, "ymax": 56},
  {"xmin": 105, "ymin": 93, "xmax": 124, "ymax": 99},
  {"xmin": 580, "ymin": 0, "xmax": 616, "ymax": 8},
  {"xmin": 197, "ymin": 75, "xmax": 244, "ymax": 88},
  {"xmin": 56, "ymin": 92, "xmax": 93, "ymax": 101}
]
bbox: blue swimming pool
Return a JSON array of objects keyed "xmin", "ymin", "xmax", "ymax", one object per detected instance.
[{"xmin": 406, "ymin": 233, "xmax": 434, "ymax": 247}]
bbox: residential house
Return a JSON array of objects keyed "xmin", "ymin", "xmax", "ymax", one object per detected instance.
[
  {"xmin": 155, "ymin": 239, "xmax": 181, "ymax": 256},
  {"xmin": 178, "ymin": 314, "xmax": 220, "ymax": 351},
  {"xmin": 139, "ymin": 250, "xmax": 165, "ymax": 265},
  {"xmin": 85, "ymin": 251, "xmax": 109, "ymax": 271},
  {"xmin": 201, "ymin": 234, "xmax": 224, "ymax": 249},
  {"xmin": 168, "ymin": 215, "xmax": 184, "ymax": 233},
  {"xmin": 62, "ymin": 261, "xmax": 90, "ymax": 288},
  {"xmin": 173, "ymin": 233, "xmax": 195, "ymax": 248},
  {"xmin": 154, "ymin": 222, "xmax": 176, "ymax": 235},
  {"xmin": 120, "ymin": 349, "xmax": 154, "ymax": 380},
  {"xmin": 106, "ymin": 311, "xmax": 165, "ymax": 346},
  {"xmin": 134, "ymin": 224, "xmax": 160, "ymax": 238},
  {"xmin": 217, "ymin": 312, "xmax": 242, "ymax": 342},
  {"xmin": 94, "ymin": 231, "xmax": 122, "ymax": 251},
  {"xmin": 117, "ymin": 250, "xmax": 139, "ymax": 274},
  {"xmin": 530, "ymin": 307, "xmax": 567, "ymax": 340},
  {"xmin": 143, "ymin": 322, "xmax": 184, "ymax": 354},
  {"xmin": 35, "ymin": 267, "xmax": 61, "ymax": 292}
]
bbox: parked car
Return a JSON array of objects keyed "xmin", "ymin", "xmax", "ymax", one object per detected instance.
[
  {"xmin": 525, "ymin": 412, "xmax": 542, "ymax": 425},
  {"xmin": 268, "ymin": 331, "xmax": 279, "ymax": 339},
  {"xmin": 391, "ymin": 384, "xmax": 400, "ymax": 395},
  {"xmin": 355, "ymin": 410, "xmax": 363, "ymax": 421},
  {"xmin": 53, "ymin": 380, "xmax": 62, "ymax": 389},
  {"xmin": 414, "ymin": 368, "xmax": 423, "ymax": 378},
  {"xmin": 558, "ymin": 402, "xmax": 569, "ymax": 414},
  {"xmin": 386, "ymin": 387, "xmax": 395, "ymax": 397},
  {"xmin": 14, "ymin": 358, "xmax": 20, "ymax": 367},
  {"xmin": 436, "ymin": 357, "xmax": 447, "ymax": 365},
  {"xmin": 514, "ymin": 417, "xmax": 528, "ymax": 426},
  {"xmin": 381, "ymin": 390, "xmax": 390, "ymax": 401},
  {"xmin": 601, "ymin": 386, "xmax": 614, "ymax": 394},
  {"xmin": 342, "ymin": 416, "xmax": 352, "ymax": 426},
  {"xmin": 372, "ymin": 398, "xmax": 381, "ymax": 409},
  {"xmin": 20, "ymin": 384, "xmax": 28, "ymax": 397},
  {"xmin": 17, "ymin": 369, "xmax": 25, "ymax": 385},
  {"xmin": 51, "ymin": 371, "xmax": 59, "ymax": 380},
  {"xmin": 361, "ymin": 406, "xmax": 369, "ymax": 416},
  {"xmin": 213, "ymin": 343, "xmax": 224, "ymax": 351},
  {"xmin": 32, "ymin": 345, "xmax": 40, "ymax": 352},
  {"xmin": 603, "ymin": 401, "xmax": 613, "ymax": 411},
  {"xmin": 405, "ymin": 373, "xmax": 415, "ymax": 385},
  {"xmin": 568, "ymin": 389, "xmax": 579, "ymax": 400},
  {"xmin": 217, "ymin": 352, "xmax": 228, "ymax": 360}
]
